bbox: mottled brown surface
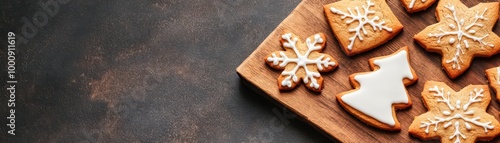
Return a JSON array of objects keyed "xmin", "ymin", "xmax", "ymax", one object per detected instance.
[
  {"xmin": 1, "ymin": 0, "xmax": 331, "ymax": 142},
  {"xmin": 237, "ymin": 0, "xmax": 500, "ymax": 142}
]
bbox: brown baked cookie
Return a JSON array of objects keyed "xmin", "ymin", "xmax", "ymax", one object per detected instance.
[
  {"xmin": 324, "ymin": 0, "xmax": 403, "ymax": 56},
  {"xmin": 265, "ymin": 31, "xmax": 338, "ymax": 92},
  {"xmin": 400, "ymin": 0, "xmax": 437, "ymax": 13},
  {"xmin": 414, "ymin": 0, "xmax": 500, "ymax": 79},
  {"xmin": 486, "ymin": 66, "xmax": 500, "ymax": 102},
  {"xmin": 409, "ymin": 81, "xmax": 500, "ymax": 143},
  {"xmin": 336, "ymin": 47, "xmax": 418, "ymax": 131}
]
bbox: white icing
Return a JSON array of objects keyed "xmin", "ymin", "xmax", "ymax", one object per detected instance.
[
  {"xmin": 341, "ymin": 50, "xmax": 414, "ymax": 126},
  {"xmin": 267, "ymin": 33, "xmax": 336, "ymax": 89},
  {"xmin": 450, "ymin": 122, "xmax": 465, "ymax": 143},
  {"xmin": 329, "ymin": 0, "xmax": 393, "ymax": 50},
  {"xmin": 443, "ymin": 111, "xmax": 451, "ymax": 115},
  {"xmin": 444, "ymin": 122, "xmax": 453, "ymax": 128},
  {"xmin": 455, "ymin": 100, "xmax": 461, "ymax": 109},
  {"xmin": 462, "ymin": 88, "xmax": 484, "ymax": 110},
  {"xmin": 409, "ymin": 0, "xmax": 427, "ymax": 9},
  {"xmin": 428, "ymin": 4, "xmax": 493, "ymax": 70},
  {"xmin": 465, "ymin": 122, "xmax": 472, "ymax": 130},
  {"xmin": 420, "ymin": 86, "xmax": 494, "ymax": 143},
  {"xmin": 449, "ymin": 38, "xmax": 455, "ymax": 44},
  {"xmin": 464, "ymin": 110, "xmax": 474, "ymax": 115},
  {"xmin": 429, "ymin": 86, "xmax": 455, "ymax": 110}
]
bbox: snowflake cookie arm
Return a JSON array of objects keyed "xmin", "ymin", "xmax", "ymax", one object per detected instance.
[
  {"xmin": 265, "ymin": 51, "xmax": 295, "ymax": 70},
  {"xmin": 264, "ymin": 33, "xmax": 302, "ymax": 90},
  {"xmin": 304, "ymin": 34, "xmax": 338, "ymax": 73},
  {"xmin": 265, "ymin": 32, "xmax": 302, "ymax": 70},
  {"xmin": 311, "ymin": 53, "xmax": 338, "ymax": 73}
]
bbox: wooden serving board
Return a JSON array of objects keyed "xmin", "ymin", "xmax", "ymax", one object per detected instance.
[{"xmin": 236, "ymin": 0, "xmax": 500, "ymax": 142}]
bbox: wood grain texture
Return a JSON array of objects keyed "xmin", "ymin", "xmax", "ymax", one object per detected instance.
[{"xmin": 236, "ymin": 0, "xmax": 500, "ymax": 142}]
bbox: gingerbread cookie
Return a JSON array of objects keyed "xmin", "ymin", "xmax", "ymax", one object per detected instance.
[
  {"xmin": 336, "ymin": 47, "xmax": 418, "ymax": 131},
  {"xmin": 409, "ymin": 81, "xmax": 500, "ymax": 143},
  {"xmin": 400, "ymin": 0, "xmax": 437, "ymax": 13},
  {"xmin": 324, "ymin": 0, "xmax": 403, "ymax": 56},
  {"xmin": 265, "ymin": 31, "xmax": 338, "ymax": 92},
  {"xmin": 414, "ymin": 0, "xmax": 500, "ymax": 79},
  {"xmin": 486, "ymin": 66, "xmax": 500, "ymax": 101}
]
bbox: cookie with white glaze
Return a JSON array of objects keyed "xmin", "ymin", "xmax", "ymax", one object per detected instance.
[
  {"xmin": 414, "ymin": 0, "xmax": 500, "ymax": 79},
  {"xmin": 409, "ymin": 81, "xmax": 500, "ymax": 143},
  {"xmin": 324, "ymin": 0, "xmax": 403, "ymax": 56},
  {"xmin": 336, "ymin": 47, "xmax": 418, "ymax": 131},
  {"xmin": 265, "ymin": 31, "xmax": 338, "ymax": 92}
]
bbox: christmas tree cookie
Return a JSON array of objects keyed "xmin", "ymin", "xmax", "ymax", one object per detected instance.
[
  {"xmin": 265, "ymin": 31, "xmax": 338, "ymax": 92},
  {"xmin": 324, "ymin": 0, "xmax": 403, "ymax": 56},
  {"xmin": 414, "ymin": 0, "xmax": 500, "ymax": 79},
  {"xmin": 400, "ymin": 0, "xmax": 437, "ymax": 13},
  {"xmin": 336, "ymin": 47, "xmax": 418, "ymax": 131},
  {"xmin": 409, "ymin": 81, "xmax": 500, "ymax": 143},
  {"xmin": 486, "ymin": 66, "xmax": 500, "ymax": 101}
]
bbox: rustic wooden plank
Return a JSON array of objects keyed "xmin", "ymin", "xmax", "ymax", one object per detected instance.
[{"xmin": 236, "ymin": 0, "xmax": 500, "ymax": 142}]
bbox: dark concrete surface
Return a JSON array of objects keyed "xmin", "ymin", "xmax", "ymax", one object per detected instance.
[{"xmin": 1, "ymin": 0, "xmax": 332, "ymax": 142}]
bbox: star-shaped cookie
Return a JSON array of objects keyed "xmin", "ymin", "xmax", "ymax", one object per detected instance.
[
  {"xmin": 409, "ymin": 81, "xmax": 500, "ymax": 143},
  {"xmin": 414, "ymin": 0, "xmax": 500, "ymax": 79}
]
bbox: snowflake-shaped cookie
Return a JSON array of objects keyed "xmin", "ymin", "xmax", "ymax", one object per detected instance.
[
  {"xmin": 324, "ymin": 0, "xmax": 403, "ymax": 56},
  {"xmin": 486, "ymin": 67, "xmax": 500, "ymax": 101},
  {"xmin": 409, "ymin": 81, "xmax": 500, "ymax": 143},
  {"xmin": 265, "ymin": 31, "xmax": 338, "ymax": 92},
  {"xmin": 414, "ymin": 0, "xmax": 500, "ymax": 79}
]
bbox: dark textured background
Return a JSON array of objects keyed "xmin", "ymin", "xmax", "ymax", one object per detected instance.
[{"xmin": 1, "ymin": 0, "xmax": 332, "ymax": 142}]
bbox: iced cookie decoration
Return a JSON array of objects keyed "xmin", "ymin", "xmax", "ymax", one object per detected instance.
[
  {"xmin": 414, "ymin": 0, "xmax": 500, "ymax": 79},
  {"xmin": 409, "ymin": 81, "xmax": 500, "ymax": 143},
  {"xmin": 265, "ymin": 31, "xmax": 338, "ymax": 92},
  {"xmin": 400, "ymin": 0, "xmax": 437, "ymax": 13},
  {"xmin": 336, "ymin": 47, "xmax": 418, "ymax": 130},
  {"xmin": 486, "ymin": 67, "xmax": 500, "ymax": 101},
  {"xmin": 324, "ymin": 0, "xmax": 403, "ymax": 56}
]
